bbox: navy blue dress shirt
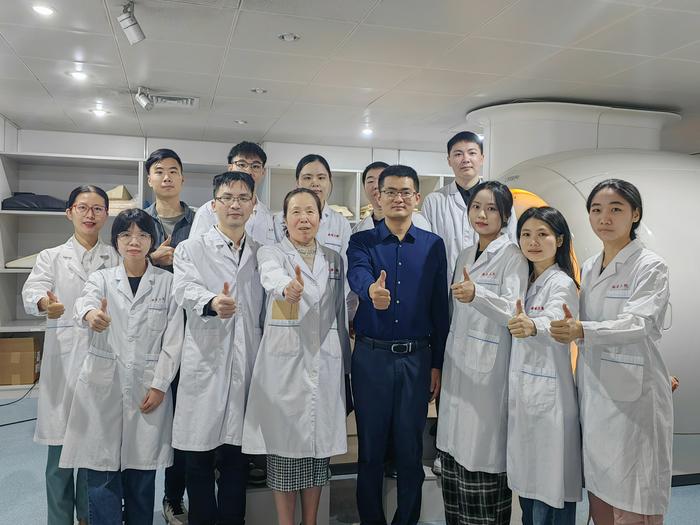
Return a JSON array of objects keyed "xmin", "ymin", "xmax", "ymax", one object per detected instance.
[{"xmin": 347, "ymin": 220, "xmax": 449, "ymax": 369}]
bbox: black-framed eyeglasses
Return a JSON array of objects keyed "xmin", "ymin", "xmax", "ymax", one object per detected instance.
[
  {"xmin": 381, "ymin": 189, "xmax": 416, "ymax": 199},
  {"xmin": 231, "ymin": 160, "xmax": 263, "ymax": 171},
  {"xmin": 215, "ymin": 195, "xmax": 253, "ymax": 205}
]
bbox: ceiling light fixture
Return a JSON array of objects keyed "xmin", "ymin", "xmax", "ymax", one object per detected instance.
[
  {"xmin": 134, "ymin": 87, "xmax": 154, "ymax": 111},
  {"xmin": 118, "ymin": 1, "xmax": 145, "ymax": 45},
  {"xmin": 362, "ymin": 127, "xmax": 373, "ymax": 137},
  {"xmin": 234, "ymin": 120, "xmax": 248, "ymax": 125},
  {"xmin": 32, "ymin": 5, "xmax": 55, "ymax": 16},
  {"xmin": 278, "ymin": 32, "xmax": 301, "ymax": 42},
  {"xmin": 90, "ymin": 102, "xmax": 108, "ymax": 117},
  {"xmin": 250, "ymin": 88, "xmax": 267, "ymax": 94},
  {"xmin": 68, "ymin": 71, "xmax": 87, "ymax": 81}
]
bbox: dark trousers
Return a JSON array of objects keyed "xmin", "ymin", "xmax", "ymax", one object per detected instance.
[
  {"xmin": 86, "ymin": 468, "xmax": 156, "ymax": 525},
  {"xmin": 352, "ymin": 338, "xmax": 432, "ymax": 525},
  {"xmin": 164, "ymin": 371, "xmax": 187, "ymax": 503},
  {"xmin": 185, "ymin": 444, "xmax": 248, "ymax": 525}
]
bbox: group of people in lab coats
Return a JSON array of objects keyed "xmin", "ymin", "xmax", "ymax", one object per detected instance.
[{"xmin": 22, "ymin": 132, "xmax": 674, "ymax": 525}]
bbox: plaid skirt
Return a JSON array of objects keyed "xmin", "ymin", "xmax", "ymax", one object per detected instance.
[
  {"xmin": 439, "ymin": 451, "xmax": 512, "ymax": 525},
  {"xmin": 266, "ymin": 455, "xmax": 331, "ymax": 492}
]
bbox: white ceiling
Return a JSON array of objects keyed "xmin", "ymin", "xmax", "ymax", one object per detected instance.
[{"xmin": 1, "ymin": 0, "xmax": 700, "ymax": 152}]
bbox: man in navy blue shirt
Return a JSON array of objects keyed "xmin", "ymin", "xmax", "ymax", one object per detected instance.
[{"xmin": 348, "ymin": 165, "xmax": 449, "ymax": 525}]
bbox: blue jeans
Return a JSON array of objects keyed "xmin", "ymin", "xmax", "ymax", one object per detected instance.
[
  {"xmin": 86, "ymin": 469, "xmax": 156, "ymax": 525},
  {"xmin": 46, "ymin": 445, "xmax": 88, "ymax": 524},
  {"xmin": 519, "ymin": 497, "xmax": 576, "ymax": 525}
]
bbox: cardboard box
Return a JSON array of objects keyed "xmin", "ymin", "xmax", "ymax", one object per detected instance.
[{"xmin": 0, "ymin": 335, "xmax": 42, "ymax": 385}]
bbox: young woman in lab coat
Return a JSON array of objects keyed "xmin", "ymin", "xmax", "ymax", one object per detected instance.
[
  {"xmin": 436, "ymin": 181, "xmax": 528, "ymax": 525},
  {"xmin": 21, "ymin": 185, "xmax": 119, "ymax": 525},
  {"xmin": 243, "ymin": 188, "xmax": 351, "ymax": 525},
  {"xmin": 550, "ymin": 179, "xmax": 672, "ymax": 525},
  {"xmin": 59, "ymin": 209, "xmax": 183, "ymax": 525},
  {"xmin": 506, "ymin": 206, "xmax": 582, "ymax": 525}
]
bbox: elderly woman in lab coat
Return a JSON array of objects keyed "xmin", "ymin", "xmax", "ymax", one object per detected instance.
[
  {"xmin": 506, "ymin": 206, "xmax": 582, "ymax": 525},
  {"xmin": 243, "ymin": 188, "xmax": 350, "ymax": 525},
  {"xmin": 60, "ymin": 209, "xmax": 183, "ymax": 525},
  {"xmin": 22, "ymin": 185, "xmax": 119, "ymax": 525},
  {"xmin": 436, "ymin": 181, "xmax": 528, "ymax": 525},
  {"xmin": 551, "ymin": 179, "xmax": 672, "ymax": 525}
]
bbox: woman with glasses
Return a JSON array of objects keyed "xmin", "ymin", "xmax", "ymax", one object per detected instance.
[
  {"xmin": 243, "ymin": 188, "xmax": 351, "ymax": 525},
  {"xmin": 22, "ymin": 185, "xmax": 119, "ymax": 525},
  {"xmin": 59, "ymin": 208, "xmax": 183, "ymax": 525}
]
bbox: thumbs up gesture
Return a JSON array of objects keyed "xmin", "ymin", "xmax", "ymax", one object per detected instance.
[
  {"xmin": 212, "ymin": 281, "xmax": 237, "ymax": 318},
  {"xmin": 508, "ymin": 299, "xmax": 536, "ymax": 338},
  {"xmin": 284, "ymin": 265, "xmax": 305, "ymax": 304},
  {"xmin": 42, "ymin": 291, "xmax": 66, "ymax": 319},
  {"xmin": 369, "ymin": 270, "xmax": 391, "ymax": 310},
  {"xmin": 150, "ymin": 235, "xmax": 174, "ymax": 266},
  {"xmin": 86, "ymin": 298, "xmax": 111, "ymax": 332},
  {"xmin": 451, "ymin": 266, "xmax": 476, "ymax": 303},
  {"xmin": 549, "ymin": 303, "xmax": 582, "ymax": 343}
]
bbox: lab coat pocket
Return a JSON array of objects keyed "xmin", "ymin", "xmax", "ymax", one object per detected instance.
[
  {"xmin": 79, "ymin": 347, "xmax": 116, "ymax": 391},
  {"xmin": 147, "ymin": 307, "xmax": 167, "ymax": 332},
  {"xmin": 465, "ymin": 328, "xmax": 499, "ymax": 373},
  {"xmin": 53, "ymin": 323, "xmax": 76, "ymax": 356},
  {"xmin": 267, "ymin": 325, "xmax": 300, "ymax": 357},
  {"xmin": 142, "ymin": 353, "xmax": 160, "ymax": 390},
  {"xmin": 322, "ymin": 328, "xmax": 342, "ymax": 360},
  {"xmin": 599, "ymin": 351, "xmax": 644, "ymax": 402},
  {"xmin": 519, "ymin": 364, "xmax": 556, "ymax": 415}
]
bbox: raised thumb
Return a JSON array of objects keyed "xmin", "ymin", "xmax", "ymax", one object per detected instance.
[
  {"xmin": 161, "ymin": 235, "xmax": 172, "ymax": 247},
  {"xmin": 516, "ymin": 299, "xmax": 524, "ymax": 315},
  {"xmin": 562, "ymin": 303, "xmax": 573, "ymax": 319},
  {"xmin": 294, "ymin": 265, "xmax": 304, "ymax": 285},
  {"xmin": 100, "ymin": 298, "xmax": 108, "ymax": 313},
  {"xmin": 462, "ymin": 266, "xmax": 471, "ymax": 282},
  {"xmin": 222, "ymin": 281, "xmax": 231, "ymax": 296},
  {"xmin": 377, "ymin": 270, "xmax": 387, "ymax": 288},
  {"xmin": 47, "ymin": 291, "xmax": 58, "ymax": 304}
]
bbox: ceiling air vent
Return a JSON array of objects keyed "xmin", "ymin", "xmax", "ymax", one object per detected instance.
[{"xmin": 151, "ymin": 95, "xmax": 200, "ymax": 109}]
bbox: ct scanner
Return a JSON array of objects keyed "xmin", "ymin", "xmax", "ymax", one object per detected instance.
[{"xmin": 498, "ymin": 148, "xmax": 700, "ymax": 477}]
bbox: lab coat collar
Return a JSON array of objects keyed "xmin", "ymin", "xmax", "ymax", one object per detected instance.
[
  {"xmin": 470, "ymin": 233, "xmax": 511, "ymax": 272},
  {"xmin": 61, "ymin": 236, "xmax": 112, "ymax": 279},
  {"xmin": 590, "ymin": 238, "xmax": 643, "ymax": 288},
  {"xmin": 526, "ymin": 263, "xmax": 561, "ymax": 300},
  {"xmin": 280, "ymin": 236, "xmax": 326, "ymax": 282},
  {"xmin": 376, "ymin": 219, "xmax": 418, "ymax": 243},
  {"xmin": 447, "ymin": 178, "xmax": 482, "ymax": 210},
  {"xmin": 114, "ymin": 260, "xmax": 155, "ymax": 305}
]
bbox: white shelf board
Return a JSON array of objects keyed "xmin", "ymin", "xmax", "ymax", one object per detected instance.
[
  {"xmin": 0, "ymin": 319, "xmax": 45, "ymax": 332},
  {"xmin": 0, "ymin": 268, "xmax": 31, "ymax": 274},
  {"xmin": 1, "ymin": 152, "xmax": 142, "ymax": 169},
  {"xmin": 0, "ymin": 210, "xmax": 65, "ymax": 216}
]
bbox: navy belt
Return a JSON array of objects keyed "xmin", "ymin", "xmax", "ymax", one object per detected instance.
[{"xmin": 357, "ymin": 335, "xmax": 430, "ymax": 354}]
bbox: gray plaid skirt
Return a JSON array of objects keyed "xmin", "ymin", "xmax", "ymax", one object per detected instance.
[{"xmin": 266, "ymin": 455, "xmax": 331, "ymax": 492}]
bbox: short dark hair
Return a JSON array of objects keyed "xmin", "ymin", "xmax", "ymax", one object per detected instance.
[
  {"xmin": 111, "ymin": 208, "xmax": 157, "ymax": 253},
  {"xmin": 212, "ymin": 171, "xmax": 255, "ymax": 199},
  {"xmin": 295, "ymin": 154, "xmax": 332, "ymax": 181},
  {"xmin": 67, "ymin": 185, "xmax": 109, "ymax": 210},
  {"xmin": 517, "ymin": 206, "xmax": 579, "ymax": 289},
  {"xmin": 447, "ymin": 131, "xmax": 483, "ymax": 155},
  {"xmin": 227, "ymin": 141, "xmax": 267, "ymax": 166},
  {"xmin": 362, "ymin": 161, "xmax": 389, "ymax": 184},
  {"xmin": 586, "ymin": 179, "xmax": 643, "ymax": 240},
  {"xmin": 145, "ymin": 148, "xmax": 183, "ymax": 174},
  {"xmin": 378, "ymin": 164, "xmax": 420, "ymax": 192},
  {"xmin": 467, "ymin": 180, "xmax": 512, "ymax": 227},
  {"xmin": 283, "ymin": 188, "xmax": 323, "ymax": 219}
]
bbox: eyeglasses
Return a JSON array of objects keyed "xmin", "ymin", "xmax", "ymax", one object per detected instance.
[
  {"xmin": 72, "ymin": 204, "xmax": 107, "ymax": 216},
  {"xmin": 116, "ymin": 232, "xmax": 152, "ymax": 242},
  {"xmin": 215, "ymin": 195, "xmax": 253, "ymax": 205},
  {"xmin": 231, "ymin": 160, "xmax": 264, "ymax": 171},
  {"xmin": 381, "ymin": 189, "xmax": 416, "ymax": 200}
]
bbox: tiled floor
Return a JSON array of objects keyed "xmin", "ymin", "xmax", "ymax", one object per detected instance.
[{"xmin": 2, "ymin": 395, "xmax": 699, "ymax": 524}]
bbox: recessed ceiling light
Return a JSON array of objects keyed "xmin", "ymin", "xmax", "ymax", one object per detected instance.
[
  {"xmin": 250, "ymin": 88, "xmax": 267, "ymax": 94},
  {"xmin": 278, "ymin": 32, "xmax": 301, "ymax": 42},
  {"xmin": 32, "ymin": 5, "xmax": 55, "ymax": 16},
  {"xmin": 68, "ymin": 71, "xmax": 88, "ymax": 81},
  {"xmin": 362, "ymin": 127, "xmax": 373, "ymax": 137},
  {"xmin": 234, "ymin": 120, "xmax": 248, "ymax": 125},
  {"xmin": 90, "ymin": 108, "xmax": 108, "ymax": 117}
]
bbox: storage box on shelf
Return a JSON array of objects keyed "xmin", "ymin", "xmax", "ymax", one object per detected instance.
[{"xmin": 0, "ymin": 152, "xmax": 143, "ymax": 334}]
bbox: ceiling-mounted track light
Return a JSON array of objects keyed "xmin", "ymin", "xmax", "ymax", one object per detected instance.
[
  {"xmin": 135, "ymin": 87, "xmax": 153, "ymax": 111},
  {"xmin": 118, "ymin": 1, "xmax": 145, "ymax": 45}
]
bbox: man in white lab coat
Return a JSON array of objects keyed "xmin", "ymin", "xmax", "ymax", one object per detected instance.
[
  {"xmin": 190, "ymin": 141, "xmax": 276, "ymax": 246},
  {"xmin": 172, "ymin": 171, "xmax": 266, "ymax": 525}
]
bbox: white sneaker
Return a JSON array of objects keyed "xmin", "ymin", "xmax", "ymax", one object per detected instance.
[
  {"xmin": 431, "ymin": 456, "xmax": 442, "ymax": 476},
  {"xmin": 163, "ymin": 499, "xmax": 189, "ymax": 525}
]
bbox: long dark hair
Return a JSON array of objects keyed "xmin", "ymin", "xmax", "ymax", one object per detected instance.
[
  {"xmin": 517, "ymin": 206, "xmax": 579, "ymax": 289},
  {"xmin": 586, "ymin": 179, "xmax": 643, "ymax": 240}
]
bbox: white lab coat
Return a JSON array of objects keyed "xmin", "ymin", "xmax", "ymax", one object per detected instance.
[
  {"xmin": 437, "ymin": 234, "xmax": 528, "ymax": 473},
  {"xmin": 351, "ymin": 211, "xmax": 432, "ymax": 234},
  {"xmin": 191, "ymin": 198, "xmax": 277, "ymax": 246},
  {"xmin": 506, "ymin": 265, "xmax": 582, "ymax": 508},
  {"xmin": 171, "ymin": 226, "xmax": 265, "ymax": 451},
  {"xmin": 577, "ymin": 239, "xmax": 672, "ymax": 515},
  {"xmin": 21, "ymin": 237, "xmax": 119, "ymax": 445},
  {"xmin": 242, "ymin": 238, "xmax": 350, "ymax": 458},
  {"xmin": 59, "ymin": 262, "xmax": 183, "ymax": 471},
  {"xmin": 421, "ymin": 181, "xmax": 517, "ymax": 286}
]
